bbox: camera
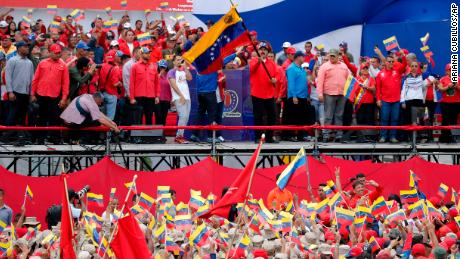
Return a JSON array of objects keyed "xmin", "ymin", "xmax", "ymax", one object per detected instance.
[{"xmin": 77, "ymin": 185, "xmax": 91, "ymax": 198}]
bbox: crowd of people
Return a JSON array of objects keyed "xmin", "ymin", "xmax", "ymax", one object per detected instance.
[
  {"xmin": 0, "ymin": 8, "xmax": 458, "ymax": 145},
  {"xmin": 0, "ymin": 168, "xmax": 460, "ymax": 258}
]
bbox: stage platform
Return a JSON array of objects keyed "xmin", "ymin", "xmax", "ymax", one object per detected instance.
[{"xmin": 0, "ymin": 140, "xmax": 458, "ymax": 176}]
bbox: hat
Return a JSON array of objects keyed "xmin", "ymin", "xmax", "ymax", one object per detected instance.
[
  {"xmin": 250, "ymin": 30, "xmax": 257, "ymax": 36},
  {"xmin": 123, "ymin": 22, "xmax": 131, "ymax": 29},
  {"xmin": 360, "ymin": 62, "xmax": 370, "ymax": 69},
  {"xmin": 329, "ymin": 48, "xmax": 340, "ymax": 56},
  {"xmin": 339, "ymin": 41, "xmax": 348, "ymax": 48},
  {"xmin": 105, "ymin": 50, "xmax": 116, "ymax": 62},
  {"xmin": 253, "ymin": 249, "xmax": 268, "ymax": 259},
  {"xmin": 445, "ymin": 63, "xmax": 451, "ymax": 70},
  {"xmin": 285, "ymin": 47, "xmax": 295, "ymax": 55},
  {"xmin": 412, "ymin": 243, "xmax": 426, "ymax": 257},
  {"xmin": 301, "ymin": 62, "xmax": 309, "ymax": 69},
  {"xmin": 258, "ymin": 42, "xmax": 269, "ymax": 50},
  {"xmin": 23, "ymin": 216, "xmax": 40, "ymax": 226},
  {"xmin": 54, "ymin": 16, "xmax": 62, "ymax": 22},
  {"xmin": 294, "ymin": 50, "xmax": 306, "ymax": 59},
  {"xmin": 338, "ymin": 245, "xmax": 351, "ymax": 256},
  {"xmin": 319, "ymin": 244, "xmax": 333, "ymax": 255},
  {"xmin": 49, "ymin": 44, "xmax": 62, "ymax": 54},
  {"xmin": 252, "ymin": 235, "xmax": 264, "ymax": 246},
  {"xmin": 76, "ymin": 41, "xmax": 90, "ymax": 50},
  {"xmin": 140, "ymin": 47, "xmax": 151, "ymax": 54},
  {"xmin": 274, "ymin": 253, "xmax": 288, "ymax": 259},
  {"xmin": 433, "ymin": 247, "xmax": 447, "ymax": 258},
  {"xmin": 158, "ymin": 59, "xmax": 168, "ymax": 68},
  {"xmin": 15, "ymin": 41, "xmax": 29, "ymax": 48},
  {"xmin": 347, "ymin": 246, "xmax": 364, "ymax": 257},
  {"xmin": 0, "ymin": 21, "xmax": 8, "ymax": 28},
  {"xmin": 282, "ymin": 42, "xmax": 291, "ymax": 48},
  {"xmin": 110, "ymin": 40, "xmax": 119, "ymax": 47},
  {"xmin": 376, "ymin": 250, "xmax": 391, "ymax": 259}
]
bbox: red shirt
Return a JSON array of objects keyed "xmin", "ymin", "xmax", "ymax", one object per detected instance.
[
  {"xmin": 134, "ymin": 29, "xmax": 144, "ymax": 35},
  {"xmin": 274, "ymin": 65, "xmax": 287, "ymax": 98},
  {"xmin": 281, "ymin": 59, "xmax": 292, "ymax": 71},
  {"xmin": 342, "ymin": 54, "xmax": 375, "ymax": 104},
  {"xmin": 304, "ymin": 52, "xmax": 315, "ymax": 63},
  {"xmin": 345, "ymin": 185, "xmax": 383, "ymax": 209},
  {"xmin": 440, "ymin": 76, "xmax": 460, "ymax": 103},
  {"xmin": 118, "ymin": 38, "xmax": 140, "ymax": 57},
  {"xmin": 129, "ymin": 60, "xmax": 160, "ymax": 101},
  {"xmin": 149, "ymin": 45, "xmax": 163, "ymax": 64},
  {"xmin": 375, "ymin": 56, "xmax": 407, "ymax": 102},
  {"xmin": 99, "ymin": 63, "xmax": 122, "ymax": 97},
  {"xmin": 249, "ymin": 57, "xmax": 277, "ymax": 99},
  {"xmin": 31, "ymin": 58, "xmax": 69, "ymax": 100}
]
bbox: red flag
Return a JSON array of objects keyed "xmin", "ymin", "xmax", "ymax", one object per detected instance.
[
  {"xmin": 200, "ymin": 140, "xmax": 262, "ymax": 218},
  {"xmin": 60, "ymin": 175, "xmax": 76, "ymax": 259},
  {"xmin": 111, "ymin": 212, "xmax": 152, "ymax": 259}
]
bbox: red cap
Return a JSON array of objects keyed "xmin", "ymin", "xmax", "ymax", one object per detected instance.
[
  {"xmin": 20, "ymin": 30, "xmax": 29, "ymax": 36},
  {"xmin": 443, "ymin": 237, "xmax": 456, "ymax": 249},
  {"xmin": 376, "ymin": 250, "xmax": 391, "ymax": 259},
  {"xmin": 49, "ymin": 44, "xmax": 62, "ymax": 54},
  {"xmin": 360, "ymin": 62, "xmax": 370, "ymax": 69},
  {"xmin": 412, "ymin": 244, "xmax": 426, "ymax": 256},
  {"xmin": 349, "ymin": 246, "xmax": 363, "ymax": 257},
  {"xmin": 250, "ymin": 30, "xmax": 257, "ymax": 36},
  {"xmin": 253, "ymin": 249, "xmax": 268, "ymax": 259},
  {"xmin": 286, "ymin": 47, "xmax": 296, "ymax": 55},
  {"xmin": 54, "ymin": 16, "xmax": 62, "ymax": 22},
  {"xmin": 439, "ymin": 225, "xmax": 453, "ymax": 238},
  {"xmin": 228, "ymin": 249, "xmax": 245, "ymax": 259},
  {"xmin": 448, "ymin": 208, "xmax": 459, "ymax": 218},
  {"xmin": 105, "ymin": 50, "xmax": 116, "ymax": 62},
  {"xmin": 445, "ymin": 63, "xmax": 451, "ymax": 71},
  {"xmin": 5, "ymin": 15, "xmax": 13, "ymax": 20},
  {"xmin": 366, "ymin": 230, "xmax": 378, "ymax": 241},
  {"xmin": 339, "ymin": 227, "xmax": 349, "ymax": 240},
  {"xmin": 325, "ymin": 232, "xmax": 335, "ymax": 241}
]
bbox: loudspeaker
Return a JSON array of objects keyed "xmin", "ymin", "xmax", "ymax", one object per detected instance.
[{"xmin": 130, "ymin": 125, "xmax": 165, "ymax": 144}]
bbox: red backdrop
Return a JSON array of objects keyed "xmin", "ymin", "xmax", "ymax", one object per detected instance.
[{"xmin": 0, "ymin": 155, "xmax": 459, "ymax": 228}]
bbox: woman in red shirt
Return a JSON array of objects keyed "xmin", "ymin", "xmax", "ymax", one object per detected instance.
[{"xmin": 438, "ymin": 63, "xmax": 460, "ymax": 143}]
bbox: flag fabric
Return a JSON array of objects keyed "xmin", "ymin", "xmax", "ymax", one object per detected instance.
[
  {"xmin": 165, "ymin": 234, "xmax": 181, "ymax": 254},
  {"xmin": 401, "ymin": 232, "xmax": 413, "ymax": 259},
  {"xmin": 409, "ymin": 170, "xmax": 420, "ymax": 189},
  {"xmin": 124, "ymin": 181, "xmax": 137, "ymax": 194},
  {"xmin": 437, "ymin": 183, "xmax": 448, "ymax": 198},
  {"xmin": 371, "ymin": 196, "xmax": 389, "ymax": 217},
  {"xmin": 328, "ymin": 192, "xmax": 343, "ymax": 208},
  {"xmin": 27, "ymin": 8, "xmax": 33, "ymax": 17},
  {"xmin": 25, "ymin": 185, "xmax": 33, "ymax": 201},
  {"xmin": 157, "ymin": 186, "xmax": 170, "ymax": 197},
  {"xmin": 183, "ymin": 7, "xmax": 251, "ymax": 74},
  {"xmin": 279, "ymin": 211, "xmax": 293, "ymax": 233},
  {"xmin": 176, "ymin": 202, "xmax": 189, "ymax": 215},
  {"xmin": 420, "ymin": 45, "xmax": 434, "ymax": 59},
  {"xmin": 144, "ymin": 9, "xmax": 152, "ymax": 16},
  {"xmin": 154, "ymin": 223, "xmax": 165, "ymax": 243},
  {"xmin": 194, "ymin": 203, "xmax": 210, "ymax": 218},
  {"xmin": 386, "ymin": 200, "xmax": 399, "ymax": 214},
  {"xmin": 455, "ymin": 216, "xmax": 460, "ymax": 229},
  {"xmin": 110, "ymin": 188, "xmax": 116, "ymax": 199},
  {"xmin": 103, "ymin": 20, "xmax": 119, "ymax": 32},
  {"xmin": 383, "ymin": 36, "xmax": 399, "ymax": 51},
  {"xmin": 356, "ymin": 206, "xmax": 373, "ymax": 221},
  {"xmin": 50, "ymin": 21, "xmax": 61, "ymax": 33},
  {"xmin": 353, "ymin": 86, "xmax": 366, "ymax": 111},
  {"xmin": 426, "ymin": 200, "xmax": 442, "ymax": 219},
  {"xmin": 276, "ymin": 148, "xmax": 306, "ymax": 190},
  {"xmin": 189, "ymin": 194, "xmax": 206, "ymax": 210},
  {"xmin": 190, "ymin": 224, "xmax": 210, "ymax": 247},
  {"xmin": 238, "ymin": 235, "xmax": 251, "ymax": 250},
  {"xmin": 368, "ymin": 236, "xmax": 380, "ymax": 253},
  {"xmin": 316, "ymin": 198, "xmax": 330, "ymax": 214},
  {"xmin": 322, "ymin": 185, "xmax": 334, "ymax": 198},
  {"xmin": 353, "ymin": 217, "xmax": 366, "ymax": 233},
  {"xmin": 130, "ymin": 204, "xmax": 145, "ymax": 215},
  {"xmin": 70, "ymin": 9, "xmax": 83, "ymax": 21},
  {"xmin": 420, "ymin": 32, "xmax": 430, "ymax": 46},
  {"xmin": 111, "ymin": 213, "xmax": 152, "ymax": 259},
  {"xmin": 327, "ymin": 180, "xmax": 337, "ymax": 191},
  {"xmin": 400, "ymin": 189, "xmax": 419, "ymax": 204},
  {"xmin": 335, "ymin": 207, "xmax": 355, "ymax": 228},
  {"xmin": 207, "ymin": 193, "xmax": 217, "ymax": 206},
  {"xmin": 137, "ymin": 32, "xmax": 152, "ymax": 46},
  {"xmin": 343, "ymin": 74, "xmax": 361, "ymax": 102},
  {"xmin": 175, "ymin": 214, "xmax": 192, "ymax": 231},
  {"xmin": 139, "ymin": 192, "xmax": 155, "ymax": 208},
  {"xmin": 452, "ymin": 188, "xmax": 458, "ymax": 204},
  {"xmin": 0, "ymin": 220, "xmax": 6, "ymax": 233},
  {"xmin": 120, "ymin": 0, "xmax": 128, "ymax": 7},
  {"xmin": 315, "ymin": 44, "xmax": 325, "ymax": 52},
  {"xmin": 385, "ymin": 209, "xmax": 406, "ymax": 224},
  {"xmin": 21, "ymin": 16, "xmax": 31, "ymax": 27},
  {"xmin": 97, "ymin": 236, "xmax": 109, "ymax": 257},
  {"xmin": 60, "ymin": 175, "xmax": 76, "ymax": 259},
  {"xmin": 87, "ymin": 193, "xmax": 104, "ymax": 207},
  {"xmin": 105, "ymin": 7, "xmax": 113, "ymax": 17},
  {"xmin": 200, "ymin": 137, "xmax": 262, "ymax": 218},
  {"xmin": 47, "ymin": 5, "xmax": 58, "ymax": 15},
  {"xmin": 249, "ymin": 216, "xmax": 261, "ymax": 234},
  {"xmin": 408, "ymin": 200, "xmax": 426, "ymax": 219},
  {"xmin": 258, "ymin": 199, "xmax": 275, "ymax": 223},
  {"xmin": 160, "ymin": 2, "xmax": 169, "ymax": 9}
]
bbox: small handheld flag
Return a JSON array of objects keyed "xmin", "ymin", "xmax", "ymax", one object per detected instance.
[
  {"xmin": 105, "ymin": 7, "xmax": 113, "ymax": 17},
  {"xmin": 420, "ymin": 45, "xmax": 434, "ymax": 59},
  {"xmin": 145, "ymin": 9, "xmax": 152, "ymax": 17},
  {"xmin": 160, "ymin": 2, "xmax": 170, "ymax": 9},
  {"xmin": 276, "ymin": 148, "xmax": 306, "ymax": 190},
  {"xmin": 400, "ymin": 189, "xmax": 419, "ymax": 204},
  {"xmin": 383, "ymin": 36, "xmax": 399, "ymax": 51},
  {"xmin": 27, "ymin": 9, "xmax": 33, "ymax": 18},
  {"xmin": 139, "ymin": 192, "xmax": 155, "ymax": 208},
  {"xmin": 420, "ymin": 32, "xmax": 430, "ymax": 46},
  {"xmin": 50, "ymin": 21, "xmax": 61, "ymax": 33},
  {"xmin": 315, "ymin": 44, "xmax": 325, "ymax": 52},
  {"xmin": 120, "ymin": 0, "xmax": 128, "ymax": 7},
  {"xmin": 409, "ymin": 170, "xmax": 420, "ymax": 189},
  {"xmin": 343, "ymin": 74, "xmax": 362, "ymax": 102},
  {"xmin": 87, "ymin": 193, "xmax": 104, "ymax": 207},
  {"xmin": 25, "ymin": 185, "xmax": 33, "ymax": 201},
  {"xmin": 137, "ymin": 32, "xmax": 152, "ymax": 46},
  {"xmin": 47, "ymin": 5, "xmax": 58, "ymax": 15},
  {"xmin": 21, "ymin": 16, "xmax": 32, "ymax": 27},
  {"xmin": 437, "ymin": 183, "xmax": 448, "ymax": 198},
  {"xmin": 110, "ymin": 188, "xmax": 116, "ymax": 199}
]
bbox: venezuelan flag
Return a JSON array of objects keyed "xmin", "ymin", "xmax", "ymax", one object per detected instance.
[
  {"xmin": 175, "ymin": 214, "xmax": 192, "ymax": 231},
  {"xmin": 328, "ymin": 192, "xmax": 343, "ymax": 208},
  {"xmin": 120, "ymin": 0, "xmax": 127, "ymax": 7},
  {"xmin": 426, "ymin": 200, "xmax": 442, "ymax": 219},
  {"xmin": 159, "ymin": 2, "xmax": 169, "ymax": 8},
  {"xmin": 155, "ymin": 223, "xmax": 165, "ymax": 243},
  {"xmin": 420, "ymin": 32, "xmax": 430, "ymax": 46},
  {"xmin": 420, "ymin": 45, "xmax": 434, "ymax": 59},
  {"xmin": 400, "ymin": 189, "xmax": 419, "ymax": 204},
  {"xmin": 49, "ymin": 21, "xmax": 61, "ymax": 33},
  {"xmin": 408, "ymin": 200, "xmax": 426, "ymax": 219},
  {"xmin": 0, "ymin": 240, "xmax": 9, "ymax": 253},
  {"xmin": 353, "ymin": 87, "xmax": 366, "ymax": 111},
  {"xmin": 238, "ymin": 235, "xmax": 251, "ymax": 250},
  {"xmin": 47, "ymin": 5, "xmax": 57, "ymax": 14},
  {"xmin": 276, "ymin": 148, "xmax": 306, "ymax": 190},
  {"xmin": 285, "ymin": 200, "xmax": 295, "ymax": 214},
  {"xmin": 25, "ymin": 185, "xmax": 33, "ymax": 201},
  {"xmin": 247, "ymin": 198, "xmax": 259, "ymax": 209},
  {"xmin": 105, "ymin": 7, "xmax": 112, "ymax": 16},
  {"xmin": 368, "ymin": 236, "xmax": 380, "ymax": 253},
  {"xmin": 41, "ymin": 232, "xmax": 56, "ymax": 246},
  {"xmin": 371, "ymin": 196, "xmax": 389, "ymax": 217},
  {"xmin": 92, "ymin": 214, "xmax": 104, "ymax": 227},
  {"xmin": 297, "ymin": 200, "xmax": 309, "ymax": 216},
  {"xmin": 183, "ymin": 7, "xmax": 251, "ymax": 74},
  {"xmin": 257, "ymin": 199, "xmax": 274, "ymax": 223},
  {"xmin": 0, "ymin": 220, "xmax": 6, "ymax": 232},
  {"xmin": 139, "ymin": 192, "xmax": 155, "ymax": 208},
  {"xmin": 176, "ymin": 202, "xmax": 189, "ymax": 215},
  {"xmin": 157, "ymin": 186, "xmax": 170, "ymax": 196},
  {"xmin": 386, "ymin": 200, "xmax": 399, "ymax": 214},
  {"xmin": 353, "ymin": 216, "xmax": 366, "ymax": 233},
  {"xmin": 145, "ymin": 9, "xmax": 151, "ymax": 16},
  {"xmin": 148, "ymin": 217, "xmax": 156, "ymax": 231},
  {"xmin": 335, "ymin": 207, "xmax": 355, "ymax": 227},
  {"xmin": 269, "ymin": 219, "xmax": 282, "ymax": 232},
  {"xmin": 190, "ymin": 224, "xmax": 210, "ymax": 247},
  {"xmin": 385, "ymin": 209, "xmax": 406, "ymax": 224},
  {"xmin": 315, "ymin": 44, "xmax": 325, "ymax": 52},
  {"xmin": 383, "ymin": 36, "xmax": 399, "ymax": 51},
  {"xmin": 130, "ymin": 204, "xmax": 145, "ymax": 215},
  {"xmin": 124, "ymin": 181, "xmax": 137, "ymax": 193},
  {"xmin": 194, "ymin": 203, "xmax": 210, "ymax": 218},
  {"xmin": 280, "ymin": 211, "xmax": 293, "ymax": 233},
  {"xmin": 97, "ymin": 236, "xmax": 108, "ymax": 257},
  {"xmin": 207, "ymin": 193, "xmax": 216, "ymax": 206},
  {"xmin": 409, "ymin": 170, "xmax": 420, "ymax": 189},
  {"xmin": 323, "ymin": 185, "xmax": 333, "ymax": 198},
  {"xmin": 343, "ymin": 75, "xmax": 361, "ymax": 102},
  {"xmin": 327, "ymin": 180, "xmax": 336, "ymax": 191},
  {"xmin": 452, "ymin": 188, "xmax": 458, "ymax": 204},
  {"xmin": 70, "ymin": 9, "xmax": 83, "ymax": 21},
  {"xmin": 249, "ymin": 216, "xmax": 261, "ymax": 234},
  {"xmin": 110, "ymin": 188, "xmax": 116, "ymax": 199},
  {"xmin": 87, "ymin": 193, "xmax": 104, "ymax": 207},
  {"xmin": 455, "ymin": 216, "xmax": 460, "ymax": 229},
  {"xmin": 316, "ymin": 198, "xmax": 330, "ymax": 214},
  {"xmin": 166, "ymin": 235, "xmax": 181, "ymax": 253},
  {"xmin": 85, "ymin": 223, "xmax": 100, "ymax": 246},
  {"xmin": 356, "ymin": 206, "xmax": 373, "ymax": 221},
  {"xmin": 437, "ymin": 183, "xmax": 449, "ymax": 198},
  {"xmin": 21, "ymin": 16, "xmax": 31, "ymax": 27},
  {"xmin": 137, "ymin": 32, "xmax": 152, "ymax": 46},
  {"xmin": 189, "ymin": 194, "xmax": 206, "ymax": 209}
]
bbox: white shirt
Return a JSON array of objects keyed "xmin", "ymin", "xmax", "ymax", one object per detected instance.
[{"xmin": 168, "ymin": 69, "xmax": 190, "ymax": 101}]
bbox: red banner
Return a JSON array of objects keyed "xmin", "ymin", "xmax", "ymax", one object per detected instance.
[
  {"xmin": 3, "ymin": 0, "xmax": 193, "ymax": 12},
  {"xmin": 0, "ymin": 155, "xmax": 458, "ymax": 228}
]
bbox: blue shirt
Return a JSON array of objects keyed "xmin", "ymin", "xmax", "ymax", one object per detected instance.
[
  {"xmin": 0, "ymin": 204, "xmax": 13, "ymax": 224},
  {"xmin": 286, "ymin": 63, "xmax": 308, "ymax": 98},
  {"xmin": 196, "ymin": 72, "xmax": 218, "ymax": 93}
]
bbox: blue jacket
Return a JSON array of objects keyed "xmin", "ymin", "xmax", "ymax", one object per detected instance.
[{"xmin": 286, "ymin": 63, "xmax": 308, "ymax": 98}]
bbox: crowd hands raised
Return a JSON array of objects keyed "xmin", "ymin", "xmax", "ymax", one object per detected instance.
[
  {"xmin": 0, "ymin": 7, "xmax": 458, "ymax": 145},
  {"xmin": 0, "ymin": 167, "xmax": 459, "ymax": 258}
]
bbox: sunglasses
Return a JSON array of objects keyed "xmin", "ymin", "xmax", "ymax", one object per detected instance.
[{"xmin": 387, "ymin": 61, "xmax": 394, "ymax": 63}]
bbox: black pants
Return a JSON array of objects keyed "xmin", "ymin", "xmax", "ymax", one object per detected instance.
[
  {"xmin": 6, "ymin": 92, "xmax": 29, "ymax": 126},
  {"xmin": 252, "ymin": 96, "xmax": 276, "ymax": 141},
  {"xmin": 156, "ymin": 100, "xmax": 171, "ymax": 126},
  {"xmin": 284, "ymin": 98, "xmax": 310, "ymax": 139},
  {"xmin": 403, "ymin": 99, "xmax": 425, "ymax": 125},
  {"xmin": 356, "ymin": 103, "xmax": 376, "ymax": 126},
  {"xmin": 37, "ymin": 95, "xmax": 62, "ymax": 140},
  {"xmin": 135, "ymin": 97, "xmax": 156, "ymax": 125},
  {"xmin": 440, "ymin": 102, "xmax": 460, "ymax": 142},
  {"xmin": 193, "ymin": 92, "xmax": 218, "ymax": 137},
  {"xmin": 425, "ymin": 100, "xmax": 437, "ymax": 140}
]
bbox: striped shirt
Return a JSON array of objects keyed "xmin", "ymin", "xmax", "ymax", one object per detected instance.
[{"xmin": 400, "ymin": 74, "xmax": 430, "ymax": 103}]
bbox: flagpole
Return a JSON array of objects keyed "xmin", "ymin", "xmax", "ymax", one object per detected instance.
[
  {"xmin": 99, "ymin": 174, "xmax": 138, "ymax": 258},
  {"xmin": 22, "ymin": 187, "xmax": 27, "ymax": 208}
]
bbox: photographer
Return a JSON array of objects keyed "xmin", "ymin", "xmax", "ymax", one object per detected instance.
[
  {"xmin": 69, "ymin": 57, "xmax": 97, "ymax": 100},
  {"xmin": 45, "ymin": 186, "xmax": 89, "ymax": 229},
  {"xmin": 99, "ymin": 50, "xmax": 122, "ymax": 120}
]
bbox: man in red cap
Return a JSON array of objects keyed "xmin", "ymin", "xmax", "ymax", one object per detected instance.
[
  {"xmin": 249, "ymin": 41, "xmax": 278, "ymax": 143},
  {"xmin": 31, "ymin": 44, "xmax": 69, "ymax": 144},
  {"xmin": 129, "ymin": 47, "xmax": 160, "ymax": 125},
  {"xmin": 249, "ymin": 31, "xmax": 258, "ymax": 45},
  {"xmin": 99, "ymin": 50, "xmax": 123, "ymax": 120},
  {"xmin": 438, "ymin": 63, "xmax": 460, "ymax": 143},
  {"xmin": 281, "ymin": 47, "xmax": 296, "ymax": 71}
]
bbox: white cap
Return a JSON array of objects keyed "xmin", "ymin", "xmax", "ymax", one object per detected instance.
[
  {"xmin": 123, "ymin": 22, "xmax": 131, "ymax": 29},
  {"xmin": 301, "ymin": 62, "xmax": 309, "ymax": 69},
  {"xmin": 282, "ymin": 41, "xmax": 291, "ymax": 48},
  {"xmin": 0, "ymin": 21, "xmax": 8, "ymax": 28},
  {"xmin": 110, "ymin": 40, "xmax": 119, "ymax": 47}
]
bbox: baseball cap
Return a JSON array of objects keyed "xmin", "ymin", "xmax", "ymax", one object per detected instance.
[
  {"xmin": 347, "ymin": 246, "xmax": 363, "ymax": 258},
  {"xmin": 411, "ymin": 244, "xmax": 426, "ymax": 257},
  {"xmin": 339, "ymin": 41, "xmax": 348, "ymax": 48},
  {"xmin": 49, "ymin": 44, "xmax": 62, "ymax": 54},
  {"xmin": 15, "ymin": 41, "xmax": 29, "ymax": 48},
  {"xmin": 286, "ymin": 47, "xmax": 296, "ymax": 55},
  {"xmin": 110, "ymin": 40, "xmax": 119, "ymax": 47},
  {"xmin": 140, "ymin": 47, "xmax": 151, "ymax": 54},
  {"xmin": 158, "ymin": 59, "xmax": 168, "ymax": 68},
  {"xmin": 282, "ymin": 42, "xmax": 291, "ymax": 48},
  {"xmin": 123, "ymin": 22, "xmax": 131, "ymax": 29},
  {"xmin": 76, "ymin": 41, "xmax": 90, "ymax": 50},
  {"xmin": 294, "ymin": 50, "xmax": 305, "ymax": 59},
  {"xmin": 258, "ymin": 42, "xmax": 268, "ymax": 50},
  {"xmin": 0, "ymin": 21, "xmax": 8, "ymax": 28},
  {"xmin": 445, "ymin": 63, "xmax": 451, "ymax": 71},
  {"xmin": 329, "ymin": 48, "xmax": 340, "ymax": 56},
  {"xmin": 115, "ymin": 50, "xmax": 124, "ymax": 57},
  {"xmin": 105, "ymin": 50, "xmax": 116, "ymax": 62},
  {"xmin": 250, "ymin": 30, "xmax": 257, "ymax": 36},
  {"xmin": 54, "ymin": 16, "xmax": 62, "ymax": 22},
  {"xmin": 301, "ymin": 62, "xmax": 309, "ymax": 69}
]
